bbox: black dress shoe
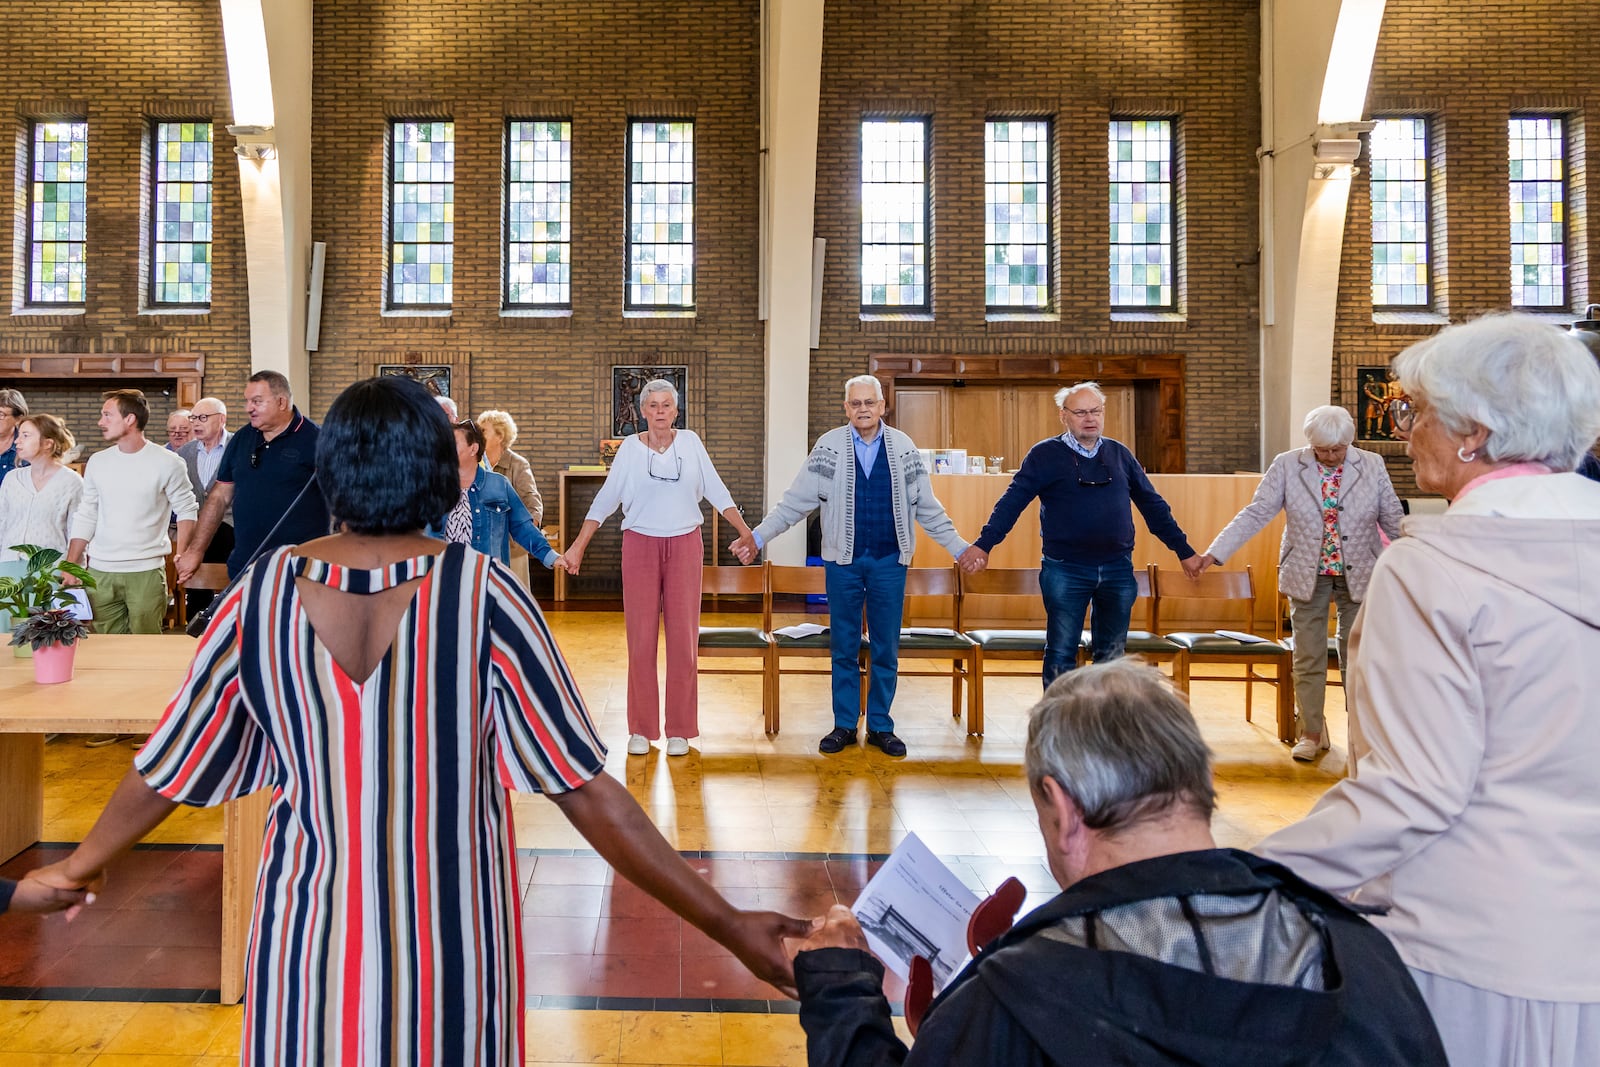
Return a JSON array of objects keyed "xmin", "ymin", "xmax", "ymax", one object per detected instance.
[
  {"xmin": 865, "ymin": 730, "xmax": 907, "ymax": 757},
  {"xmin": 818, "ymin": 727, "xmax": 858, "ymax": 754}
]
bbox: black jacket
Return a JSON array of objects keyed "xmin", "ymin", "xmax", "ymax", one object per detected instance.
[{"xmin": 796, "ymin": 849, "xmax": 1447, "ymax": 1067}]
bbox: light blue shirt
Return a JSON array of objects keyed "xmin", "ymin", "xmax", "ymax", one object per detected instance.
[
  {"xmin": 1061, "ymin": 432, "xmax": 1102, "ymax": 459},
  {"xmin": 195, "ymin": 430, "xmax": 230, "ymax": 490},
  {"xmin": 850, "ymin": 424, "xmax": 884, "ymax": 477}
]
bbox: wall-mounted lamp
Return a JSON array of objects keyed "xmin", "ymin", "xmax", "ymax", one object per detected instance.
[
  {"xmin": 227, "ymin": 123, "xmax": 276, "ymax": 162},
  {"xmin": 1312, "ymin": 121, "xmax": 1374, "ymax": 179}
]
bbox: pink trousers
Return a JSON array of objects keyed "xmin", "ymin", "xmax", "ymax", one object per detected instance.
[{"xmin": 621, "ymin": 529, "xmax": 704, "ymax": 739}]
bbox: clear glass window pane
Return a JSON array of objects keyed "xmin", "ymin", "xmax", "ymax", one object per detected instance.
[
  {"xmin": 626, "ymin": 120, "xmax": 695, "ymax": 309},
  {"xmin": 1508, "ymin": 115, "xmax": 1566, "ymax": 309},
  {"xmin": 860, "ymin": 119, "xmax": 928, "ymax": 310},
  {"xmin": 389, "ymin": 120, "xmax": 455, "ymax": 308},
  {"xmin": 152, "ymin": 121, "xmax": 213, "ymax": 306},
  {"xmin": 506, "ymin": 120, "xmax": 572, "ymax": 308},
  {"xmin": 29, "ymin": 121, "xmax": 89, "ymax": 305},
  {"xmin": 985, "ymin": 119, "xmax": 1051, "ymax": 310},
  {"xmin": 1107, "ymin": 118, "xmax": 1173, "ymax": 309}
]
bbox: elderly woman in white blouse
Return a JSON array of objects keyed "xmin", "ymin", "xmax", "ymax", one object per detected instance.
[
  {"xmin": 0, "ymin": 414, "xmax": 83, "ymax": 561},
  {"xmin": 560, "ymin": 379, "xmax": 753, "ymax": 757},
  {"xmin": 1257, "ymin": 314, "xmax": 1600, "ymax": 1067},
  {"xmin": 1195, "ymin": 405, "xmax": 1402, "ymax": 760}
]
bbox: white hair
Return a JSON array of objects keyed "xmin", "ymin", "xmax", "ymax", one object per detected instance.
[
  {"xmin": 193, "ymin": 396, "xmax": 227, "ymax": 417},
  {"xmin": 637, "ymin": 378, "xmax": 679, "ymax": 412},
  {"xmin": 435, "ymin": 395, "xmax": 459, "ymax": 421},
  {"xmin": 1393, "ymin": 312, "xmax": 1600, "ymax": 469},
  {"xmin": 1302, "ymin": 405, "xmax": 1356, "ymax": 448},
  {"xmin": 843, "ymin": 374, "xmax": 883, "ymax": 402},
  {"xmin": 1054, "ymin": 381, "xmax": 1107, "ymax": 409}
]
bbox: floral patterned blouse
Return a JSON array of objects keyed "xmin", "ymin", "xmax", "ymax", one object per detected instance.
[{"xmin": 1318, "ymin": 463, "xmax": 1344, "ymax": 576}]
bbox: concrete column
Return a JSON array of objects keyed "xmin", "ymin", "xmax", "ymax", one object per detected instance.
[
  {"xmin": 1260, "ymin": 0, "xmax": 1386, "ymax": 458},
  {"xmin": 759, "ymin": 0, "xmax": 826, "ymax": 563},
  {"xmin": 218, "ymin": 0, "xmax": 312, "ymax": 398}
]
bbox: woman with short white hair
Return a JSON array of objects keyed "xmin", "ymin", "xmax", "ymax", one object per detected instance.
[
  {"xmin": 477, "ymin": 408, "xmax": 543, "ymax": 588},
  {"xmin": 1258, "ymin": 313, "xmax": 1600, "ymax": 1067},
  {"xmin": 1197, "ymin": 403, "xmax": 1402, "ymax": 760}
]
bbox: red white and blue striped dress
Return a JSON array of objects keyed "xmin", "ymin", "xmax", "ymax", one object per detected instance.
[{"xmin": 135, "ymin": 542, "xmax": 606, "ymax": 1065}]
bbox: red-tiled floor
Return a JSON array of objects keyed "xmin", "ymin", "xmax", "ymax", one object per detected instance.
[{"xmin": 2, "ymin": 846, "xmax": 1055, "ymax": 1006}]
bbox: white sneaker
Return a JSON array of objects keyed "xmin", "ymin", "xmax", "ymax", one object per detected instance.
[
  {"xmin": 626, "ymin": 734, "xmax": 650, "ymax": 756},
  {"xmin": 665, "ymin": 737, "xmax": 690, "ymax": 757},
  {"xmin": 1291, "ymin": 734, "xmax": 1331, "ymax": 762}
]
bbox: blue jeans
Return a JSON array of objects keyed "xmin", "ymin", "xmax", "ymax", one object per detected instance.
[
  {"xmin": 1040, "ymin": 554, "xmax": 1138, "ymax": 687},
  {"xmin": 824, "ymin": 555, "xmax": 907, "ymax": 733}
]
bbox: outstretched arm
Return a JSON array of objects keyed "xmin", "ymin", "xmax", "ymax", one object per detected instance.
[{"xmin": 25, "ymin": 768, "xmax": 178, "ymax": 893}]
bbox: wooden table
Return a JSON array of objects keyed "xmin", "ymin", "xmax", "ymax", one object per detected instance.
[{"xmin": 0, "ymin": 635, "xmax": 265, "ymax": 1005}]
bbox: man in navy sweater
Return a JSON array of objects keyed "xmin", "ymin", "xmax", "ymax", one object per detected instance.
[{"xmin": 967, "ymin": 382, "xmax": 1201, "ymax": 685}]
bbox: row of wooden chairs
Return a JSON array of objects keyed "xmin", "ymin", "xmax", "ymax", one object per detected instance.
[{"xmin": 697, "ymin": 562, "xmax": 1297, "ymax": 743}]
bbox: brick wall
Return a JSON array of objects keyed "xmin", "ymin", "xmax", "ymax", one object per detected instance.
[
  {"xmin": 810, "ymin": 0, "xmax": 1263, "ymax": 474},
  {"xmin": 1333, "ymin": 0, "xmax": 1600, "ymax": 494},
  {"xmin": 0, "ymin": 0, "xmax": 247, "ymax": 461},
  {"xmin": 310, "ymin": 0, "xmax": 763, "ymax": 588}
]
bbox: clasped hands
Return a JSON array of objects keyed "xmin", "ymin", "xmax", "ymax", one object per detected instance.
[{"xmin": 1182, "ymin": 553, "xmax": 1217, "ymax": 579}]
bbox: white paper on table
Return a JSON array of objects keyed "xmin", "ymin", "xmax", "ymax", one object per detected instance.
[
  {"xmin": 60, "ymin": 588, "xmax": 93, "ymax": 621},
  {"xmin": 850, "ymin": 832, "xmax": 980, "ymax": 993},
  {"xmin": 772, "ymin": 622, "xmax": 828, "ymax": 639},
  {"xmin": 1214, "ymin": 628, "xmax": 1268, "ymax": 644}
]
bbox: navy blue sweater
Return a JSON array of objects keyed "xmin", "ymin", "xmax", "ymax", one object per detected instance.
[
  {"xmin": 0, "ymin": 877, "xmax": 14, "ymax": 915},
  {"xmin": 974, "ymin": 437, "xmax": 1194, "ymax": 565}
]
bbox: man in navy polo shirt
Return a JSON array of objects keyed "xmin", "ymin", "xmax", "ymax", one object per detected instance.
[
  {"xmin": 967, "ymin": 382, "xmax": 1202, "ymax": 687},
  {"xmin": 176, "ymin": 370, "xmax": 329, "ymax": 581}
]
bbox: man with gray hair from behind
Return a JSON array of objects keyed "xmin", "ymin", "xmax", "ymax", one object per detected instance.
[{"xmin": 788, "ymin": 659, "xmax": 1447, "ymax": 1066}]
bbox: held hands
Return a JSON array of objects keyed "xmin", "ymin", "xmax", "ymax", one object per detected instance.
[
  {"xmin": 8, "ymin": 874, "xmax": 92, "ymax": 916},
  {"xmin": 558, "ymin": 546, "xmax": 585, "ymax": 575},
  {"xmin": 729, "ymin": 533, "xmax": 759, "ymax": 566},
  {"xmin": 1181, "ymin": 553, "xmax": 1214, "ymax": 579},
  {"xmin": 719, "ymin": 909, "xmax": 816, "ymax": 999},
  {"xmin": 957, "ymin": 546, "xmax": 989, "ymax": 575},
  {"xmin": 785, "ymin": 904, "xmax": 870, "ymax": 959},
  {"xmin": 175, "ymin": 548, "xmax": 201, "ymax": 584}
]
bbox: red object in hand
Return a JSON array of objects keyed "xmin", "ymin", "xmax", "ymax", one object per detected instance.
[{"xmin": 904, "ymin": 877, "xmax": 1028, "ymax": 1035}]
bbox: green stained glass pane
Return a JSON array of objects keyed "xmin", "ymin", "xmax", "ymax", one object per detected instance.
[
  {"xmin": 1107, "ymin": 118, "xmax": 1173, "ymax": 308},
  {"xmin": 1507, "ymin": 115, "xmax": 1566, "ymax": 309}
]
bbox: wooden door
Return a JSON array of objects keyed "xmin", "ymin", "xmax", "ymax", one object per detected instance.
[
  {"xmin": 949, "ymin": 386, "xmax": 1008, "ymax": 469},
  {"xmin": 891, "ymin": 387, "xmax": 946, "ymax": 448}
]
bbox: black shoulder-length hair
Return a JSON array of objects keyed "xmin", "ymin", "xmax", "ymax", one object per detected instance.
[{"xmin": 317, "ymin": 376, "xmax": 458, "ymax": 535}]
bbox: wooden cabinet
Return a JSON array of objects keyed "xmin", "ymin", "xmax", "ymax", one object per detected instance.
[{"xmin": 891, "ymin": 384, "xmax": 1135, "ymax": 473}]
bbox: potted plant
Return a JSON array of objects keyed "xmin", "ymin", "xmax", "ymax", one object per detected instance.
[
  {"xmin": 9, "ymin": 607, "xmax": 90, "ymax": 682},
  {"xmin": 0, "ymin": 544, "xmax": 97, "ymax": 658}
]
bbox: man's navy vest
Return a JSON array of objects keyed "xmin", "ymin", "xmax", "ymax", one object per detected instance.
[{"xmin": 854, "ymin": 435, "xmax": 899, "ymax": 560}]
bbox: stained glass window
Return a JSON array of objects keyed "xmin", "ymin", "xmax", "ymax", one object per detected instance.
[
  {"xmin": 151, "ymin": 121, "xmax": 213, "ymax": 306},
  {"xmin": 1369, "ymin": 117, "xmax": 1431, "ymax": 308},
  {"xmin": 28, "ymin": 121, "xmax": 88, "ymax": 305},
  {"xmin": 1108, "ymin": 118, "xmax": 1174, "ymax": 309},
  {"xmin": 1509, "ymin": 115, "xmax": 1566, "ymax": 309},
  {"xmin": 986, "ymin": 120, "xmax": 1051, "ymax": 310},
  {"xmin": 506, "ymin": 120, "xmax": 571, "ymax": 308},
  {"xmin": 627, "ymin": 120, "xmax": 694, "ymax": 310},
  {"xmin": 860, "ymin": 119, "xmax": 928, "ymax": 310},
  {"xmin": 389, "ymin": 120, "xmax": 454, "ymax": 308}
]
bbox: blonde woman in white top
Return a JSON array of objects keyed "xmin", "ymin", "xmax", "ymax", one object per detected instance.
[
  {"xmin": 561, "ymin": 380, "xmax": 753, "ymax": 757},
  {"xmin": 0, "ymin": 414, "xmax": 83, "ymax": 561}
]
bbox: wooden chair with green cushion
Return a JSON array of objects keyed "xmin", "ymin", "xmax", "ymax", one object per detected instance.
[
  {"xmin": 765, "ymin": 563, "xmax": 865, "ymax": 736},
  {"xmin": 959, "ymin": 567, "xmax": 1046, "ymax": 734},
  {"xmin": 1150, "ymin": 564, "xmax": 1296, "ymax": 743},
  {"xmin": 1116, "ymin": 567, "xmax": 1188, "ymax": 677},
  {"xmin": 892, "ymin": 565, "xmax": 979, "ymax": 733},
  {"xmin": 697, "ymin": 562, "xmax": 774, "ymax": 732}
]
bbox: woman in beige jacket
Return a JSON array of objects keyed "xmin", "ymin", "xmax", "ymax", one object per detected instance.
[
  {"xmin": 1257, "ymin": 314, "xmax": 1600, "ymax": 1067},
  {"xmin": 1197, "ymin": 406, "xmax": 1403, "ymax": 760},
  {"xmin": 477, "ymin": 409, "xmax": 543, "ymax": 588}
]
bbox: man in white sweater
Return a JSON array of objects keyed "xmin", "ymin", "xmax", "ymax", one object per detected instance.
[{"xmin": 65, "ymin": 389, "xmax": 198, "ymax": 634}]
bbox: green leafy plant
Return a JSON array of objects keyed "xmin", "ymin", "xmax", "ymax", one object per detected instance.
[
  {"xmin": 0, "ymin": 543, "xmax": 97, "ymax": 620},
  {"xmin": 9, "ymin": 607, "xmax": 90, "ymax": 650}
]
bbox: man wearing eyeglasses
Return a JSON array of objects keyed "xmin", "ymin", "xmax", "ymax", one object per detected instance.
[
  {"xmin": 733, "ymin": 375, "xmax": 985, "ymax": 758},
  {"xmin": 176, "ymin": 370, "xmax": 329, "ymax": 583},
  {"xmin": 966, "ymin": 382, "xmax": 1201, "ymax": 686},
  {"xmin": 175, "ymin": 398, "xmax": 233, "ymax": 614}
]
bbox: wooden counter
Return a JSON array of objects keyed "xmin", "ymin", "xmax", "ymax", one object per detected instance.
[{"xmin": 911, "ymin": 472, "xmax": 1285, "ymax": 631}]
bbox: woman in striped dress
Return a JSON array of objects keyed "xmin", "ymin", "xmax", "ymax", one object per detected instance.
[{"xmin": 22, "ymin": 376, "xmax": 806, "ymax": 1065}]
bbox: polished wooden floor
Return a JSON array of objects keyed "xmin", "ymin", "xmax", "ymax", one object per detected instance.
[{"xmin": 0, "ymin": 610, "xmax": 1345, "ymax": 1064}]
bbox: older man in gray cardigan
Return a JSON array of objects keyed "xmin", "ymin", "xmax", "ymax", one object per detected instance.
[
  {"xmin": 733, "ymin": 375, "xmax": 983, "ymax": 757},
  {"xmin": 1198, "ymin": 405, "xmax": 1403, "ymax": 760}
]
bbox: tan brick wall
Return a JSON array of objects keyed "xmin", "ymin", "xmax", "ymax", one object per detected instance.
[
  {"xmin": 0, "ymin": 0, "xmax": 246, "ymax": 461},
  {"xmin": 811, "ymin": 0, "xmax": 1263, "ymax": 474},
  {"xmin": 1333, "ymin": 0, "xmax": 1600, "ymax": 495}
]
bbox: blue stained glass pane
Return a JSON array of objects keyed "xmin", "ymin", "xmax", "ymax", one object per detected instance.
[
  {"xmin": 1508, "ymin": 115, "xmax": 1567, "ymax": 309},
  {"xmin": 389, "ymin": 120, "xmax": 455, "ymax": 306},
  {"xmin": 28, "ymin": 121, "xmax": 90, "ymax": 304},
  {"xmin": 1107, "ymin": 118, "xmax": 1173, "ymax": 307}
]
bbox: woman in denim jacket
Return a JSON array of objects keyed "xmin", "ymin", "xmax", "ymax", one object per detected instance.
[{"xmin": 431, "ymin": 420, "xmax": 562, "ymax": 571}]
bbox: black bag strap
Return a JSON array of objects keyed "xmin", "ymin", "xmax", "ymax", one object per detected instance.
[{"xmin": 185, "ymin": 473, "xmax": 320, "ymax": 637}]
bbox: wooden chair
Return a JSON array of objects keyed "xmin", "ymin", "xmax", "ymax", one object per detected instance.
[
  {"xmin": 765, "ymin": 564, "xmax": 865, "ymax": 736},
  {"xmin": 960, "ymin": 568, "xmax": 1046, "ymax": 732},
  {"xmin": 1150, "ymin": 565, "xmax": 1295, "ymax": 743},
  {"xmin": 1276, "ymin": 592, "xmax": 1343, "ymax": 689},
  {"xmin": 905, "ymin": 876, "xmax": 1027, "ymax": 1035},
  {"xmin": 696, "ymin": 563, "xmax": 774, "ymax": 730},
  {"xmin": 891, "ymin": 566, "xmax": 979, "ymax": 733},
  {"xmin": 162, "ymin": 552, "xmax": 184, "ymax": 631},
  {"xmin": 1116, "ymin": 567, "xmax": 1187, "ymax": 678}
]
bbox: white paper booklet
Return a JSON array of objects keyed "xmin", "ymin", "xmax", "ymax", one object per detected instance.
[
  {"xmin": 772, "ymin": 622, "xmax": 828, "ymax": 639},
  {"xmin": 851, "ymin": 832, "xmax": 980, "ymax": 993},
  {"xmin": 1214, "ymin": 628, "xmax": 1268, "ymax": 644}
]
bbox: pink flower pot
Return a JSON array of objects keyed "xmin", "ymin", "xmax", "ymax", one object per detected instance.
[{"xmin": 32, "ymin": 642, "xmax": 76, "ymax": 684}]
